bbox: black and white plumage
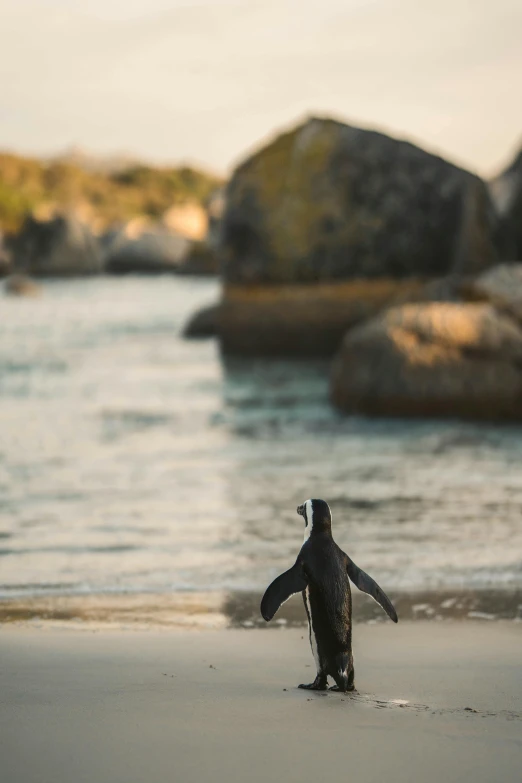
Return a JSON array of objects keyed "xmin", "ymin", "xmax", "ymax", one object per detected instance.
[{"xmin": 260, "ymin": 498, "xmax": 398, "ymax": 692}]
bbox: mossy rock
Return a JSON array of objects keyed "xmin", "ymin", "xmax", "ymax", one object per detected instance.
[{"xmin": 220, "ymin": 117, "xmax": 499, "ymax": 284}]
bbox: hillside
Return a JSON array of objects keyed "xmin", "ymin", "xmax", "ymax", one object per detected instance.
[{"xmin": 0, "ymin": 151, "xmax": 222, "ymax": 234}]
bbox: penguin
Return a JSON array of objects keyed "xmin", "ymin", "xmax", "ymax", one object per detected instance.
[{"xmin": 260, "ymin": 498, "xmax": 398, "ymax": 692}]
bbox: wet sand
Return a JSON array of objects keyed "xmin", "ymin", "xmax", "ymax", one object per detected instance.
[{"xmin": 1, "ymin": 622, "xmax": 521, "ymax": 783}]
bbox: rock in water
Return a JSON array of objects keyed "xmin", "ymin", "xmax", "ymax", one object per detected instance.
[
  {"xmin": 220, "ymin": 279, "xmax": 426, "ymax": 356},
  {"xmin": 4, "ymin": 274, "xmax": 41, "ymax": 297},
  {"xmin": 183, "ymin": 304, "xmax": 220, "ymax": 338},
  {"xmin": 11, "ymin": 214, "xmax": 102, "ymax": 277},
  {"xmin": 217, "ymin": 117, "xmax": 499, "ymax": 355},
  {"xmin": 331, "ymin": 302, "xmax": 522, "ymax": 421}
]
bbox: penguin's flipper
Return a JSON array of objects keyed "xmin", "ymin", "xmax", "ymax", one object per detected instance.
[
  {"xmin": 260, "ymin": 561, "xmax": 308, "ymax": 622},
  {"xmin": 346, "ymin": 558, "xmax": 398, "ymax": 623}
]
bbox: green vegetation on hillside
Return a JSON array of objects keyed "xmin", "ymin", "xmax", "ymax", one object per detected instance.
[{"xmin": 0, "ymin": 152, "xmax": 222, "ymax": 234}]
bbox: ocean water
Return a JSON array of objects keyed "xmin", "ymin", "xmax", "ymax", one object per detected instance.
[{"xmin": 1, "ymin": 276, "xmax": 522, "ymax": 626}]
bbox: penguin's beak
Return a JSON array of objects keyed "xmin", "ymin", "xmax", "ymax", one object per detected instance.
[{"xmin": 297, "ymin": 505, "xmax": 304, "ymax": 517}]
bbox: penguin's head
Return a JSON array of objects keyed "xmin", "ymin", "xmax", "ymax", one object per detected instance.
[{"xmin": 297, "ymin": 498, "xmax": 332, "ymax": 539}]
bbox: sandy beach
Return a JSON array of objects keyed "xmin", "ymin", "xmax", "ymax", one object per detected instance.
[{"xmin": 1, "ymin": 622, "xmax": 521, "ymax": 783}]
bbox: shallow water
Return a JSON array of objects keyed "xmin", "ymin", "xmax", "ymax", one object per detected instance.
[{"xmin": 1, "ymin": 277, "xmax": 522, "ymax": 624}]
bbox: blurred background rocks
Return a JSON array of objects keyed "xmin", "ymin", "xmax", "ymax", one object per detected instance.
[
  {"xmin": 9, "ymin": 213, "xmax": 103, "ymax": 277},
  {"xmin": 2, "ymin": 116, "xmax": 522, "ymax": 421},
  {"xmin": 0, "ymin": 150, "xmax": 223, "ymax": 280}
]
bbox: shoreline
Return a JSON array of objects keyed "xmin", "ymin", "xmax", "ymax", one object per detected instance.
[
  {"xmin": 1, "ymin": 586, "xmax": 521, "ymax": 630},
  {"xmin": 1, "ymin": 622, "xmax": 521, "ymax": 783}
]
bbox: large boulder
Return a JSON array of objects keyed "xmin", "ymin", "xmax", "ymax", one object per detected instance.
[
  {"xmin": 489, "ymin": 145, "xmax": 522, "ymax": 259},
  {"xmin": 216, "ymin": 117, "xmax": 499, "ymax": 355},
  {"xmin": 221, "ymin": 117, "xmax": 498, "ymax": 284},
  {"xmin": 10, "ymin": 214, "xmax": 102, "ymax": 277},
  {"xmin": 331, "ymin": 302, "xmax": 522, "ymax": 421}
]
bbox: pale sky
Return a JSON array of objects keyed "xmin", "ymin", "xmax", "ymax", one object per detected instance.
[{"xmin": 1, "ymin": 0, "xmax": 521, "ymax": 177}]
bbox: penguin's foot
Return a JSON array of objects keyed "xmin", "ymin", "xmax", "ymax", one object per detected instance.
[
  {"xmin": 329, "ymin": 684, "xmax": 356, "ymax": 693},
  {"xmin": 298, "ymin": 675, "xmax": 328, "ymax": 691}
]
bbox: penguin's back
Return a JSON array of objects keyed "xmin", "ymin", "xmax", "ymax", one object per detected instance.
[{"xmin": 302, "ymin": 535, "xmax": 352, "ymax": 650}]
